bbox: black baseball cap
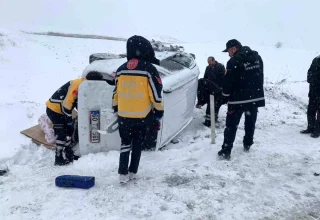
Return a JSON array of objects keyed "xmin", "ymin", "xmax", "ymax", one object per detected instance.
[{"xmin": 222, "ymin": 39, "xmax": 242, "ymax": 52}]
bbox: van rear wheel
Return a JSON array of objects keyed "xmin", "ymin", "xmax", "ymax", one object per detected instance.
[{"xmin": 89, "ymin": 53, "xmax": 127, "ymax": 64}]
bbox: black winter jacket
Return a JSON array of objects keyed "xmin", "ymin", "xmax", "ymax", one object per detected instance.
[
  {"xmin": 222, "ymin": 46, "xmax": 265, "ymax": 110},
  {"xmin": 307, "ymin": 55, "xmax": 320, "ymax": 98},
  {"xmin": 204, "ymin": 62, "xmax": 225, "ymax": 88}
]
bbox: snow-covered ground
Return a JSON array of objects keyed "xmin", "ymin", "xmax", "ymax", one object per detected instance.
[
  {"xmin": 0, "ymin": 30, "xmax": 319, "ymax": 220},
  {"xmin": 1, "ymin": 0, "xmax": 320, "ymax": 219}
]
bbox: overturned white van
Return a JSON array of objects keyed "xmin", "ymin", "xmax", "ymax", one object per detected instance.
[{"xmin": 77, "ymin": 49, "xmax": 200, "ymax": 155}]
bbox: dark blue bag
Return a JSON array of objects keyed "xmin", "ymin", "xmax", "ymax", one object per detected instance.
[{"xmin": 55, "ymin": 175, "xmax": 95, "ymax": 189}]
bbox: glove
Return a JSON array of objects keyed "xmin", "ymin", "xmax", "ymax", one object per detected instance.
[{"xmin": 155, "ymin": 117, "xmax": 161, "ymax": 131}]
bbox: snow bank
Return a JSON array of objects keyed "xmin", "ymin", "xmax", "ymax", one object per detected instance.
[{"xmin": 1, "ymin": 0, "xmax": 320, "ymax": 50}]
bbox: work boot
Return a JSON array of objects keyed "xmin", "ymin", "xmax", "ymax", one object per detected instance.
[
  {"xmin": 311, "ymin": 132, "xmax": 320, "ymax": 138},
  {"xmin": 203, "ymin": 120, "xmax": 211, "ymax": 127},
  {"xmin": 300, "ymin": 128, "xmax": 313, "ymax": 134},
  {"xmin": 244, "ymin": 145, "xmax": 251, "ymax": 152},
  {"xmin": 196, "ymin": 103, "xmax": 203, "ymax": 109},
  {"xmin": 119, "ymin": 174, "xmax": 129, "ymax": 184},
  {"xmin": 128, "ymin": 172, "xmax": 137, "ymax": 180},
  {"xmin": 54, "ymin": 148, "xmax": 69, "ymax": 166},
  {"xmin": 214, "ymin": 114, "xmax": 219, "ymax": 123},
  {"xmin": 218, "ymin": 149, "xmax": 231, "ymax": 160}
]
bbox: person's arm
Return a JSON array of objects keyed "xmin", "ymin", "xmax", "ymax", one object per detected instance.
[
  {"xmin": 217, "ymin": 63, "xmax": 226, "ymax": 83},
  {"xmin": 203, "ymin": 66, "xmax": 209, "ymax": 79},
  {"xmin": 112, "ymin": 74, "xmax": 119, "ymax": 113},
  {"xmin": 62, "ymin": 80, "xmax": 78, "ymax": 119},
  {"xmin": 222, "ymin": 59, "xmax": 236, "ymax": 97},
  {"xmin": 147, "ymin": 66, "xmax": 164, "ymax": 119}
]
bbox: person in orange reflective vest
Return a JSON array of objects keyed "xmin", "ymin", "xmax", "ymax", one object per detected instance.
[{"xmin": 46, "ymin": 71, "xmax": 103, "ymax": 166}]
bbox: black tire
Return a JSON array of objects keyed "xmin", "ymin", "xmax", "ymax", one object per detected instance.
[
  {"xmin": 89, "ymin": 53, "xmax": 127, "ymax": 64},
  {"xmin": 89, "ymin": 53, "xmax": 115, "ymax": 64}
]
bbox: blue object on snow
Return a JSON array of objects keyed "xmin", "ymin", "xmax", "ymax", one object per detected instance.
[{"xmin": 55, "ymin": 175, "xmax": 95, "ymax": 189}]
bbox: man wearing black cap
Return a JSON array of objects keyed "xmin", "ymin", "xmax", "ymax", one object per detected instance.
[{"xmin": 218, "ymin": 39, "xmax": 265, "ymax": 160}]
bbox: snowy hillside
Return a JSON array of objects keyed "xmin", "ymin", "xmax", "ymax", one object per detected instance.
[
  {"xmin": 2, "ymin": 0, "xmax": 320, "ymax": 51},
  {"xmin": 1, "ymin": 0, "xmax": 320, "ymax": 219}
]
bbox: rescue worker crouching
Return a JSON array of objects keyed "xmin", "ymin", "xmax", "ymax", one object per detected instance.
[
  {"xmin": 112, "ymin": 35, "xmax": 164, "ymax": 184},
  {"xmin": 196, "ymin": 56, "xmax": 227, "ymax": 127},
  {"xmin": 218, "ymin": 39, "xmax": 265, "ymax": 160},
  {"xmin": 46, "ymin": 71, "xmax": 104, "ymax": 166}
]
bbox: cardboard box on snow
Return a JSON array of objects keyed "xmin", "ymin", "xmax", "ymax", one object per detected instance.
[{"xmin": 20, "ymin": 110, "xmax": 78, "ymax": 149}]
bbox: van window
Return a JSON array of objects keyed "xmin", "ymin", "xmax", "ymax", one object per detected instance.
[{"xmin": 160, "ymin": 52, "xmax": 194, "ymax": 72}]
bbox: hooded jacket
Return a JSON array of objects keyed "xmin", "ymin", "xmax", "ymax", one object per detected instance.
[
  {"xmin": 222, "ymin": 46, "xmax": 265, "ymax": 110},
  {"xmin": 112, "ymin": 35, "xmax": 164, "ymax": 119}
]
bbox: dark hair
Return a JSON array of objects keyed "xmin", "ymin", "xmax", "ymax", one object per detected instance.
[
  {"xmin": 208, "ymin": 56, "xmax": 215, "ymax": 61},
  {"xmin": 86, "ymin": 71, "xmax": 103, "ymax": 80}
]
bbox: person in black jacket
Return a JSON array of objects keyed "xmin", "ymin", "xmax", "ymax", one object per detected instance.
[
  {"xmin": 300, "ymin": 55, "xmax": 320, "ymax": 138},
  {"xmin": 218, "ymin": 39, "xmax": 265, "ymax": 160},
  {"xmin": 113, "ymin": 35, "xmax": 164, "ymax": 184},
  {"xmin": 196, "ymin": 57, "xmax": 226, "ymax": 127}
]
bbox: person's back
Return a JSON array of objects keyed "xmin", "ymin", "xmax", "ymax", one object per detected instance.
[
  {"xmin": 46, "ymin": 78, "xmax": 86, "ymax": 117},
  {"xmin": 46, "ymin": 71, "xmax": 103, "ymax": 165},
  {"xmin": 112, "ymin": 35, "xmax": 164, "ymax": 184},
  {"xmin": 300, "ymin": 55, "xmax": 320, "ymax": 137},
  {"xmin": 113, "ymin": 57, "xmax": 163, "ymax": 120},
  {"xmin": 307, "ymin": 55, "xmax": 320, "ymax": 98}
]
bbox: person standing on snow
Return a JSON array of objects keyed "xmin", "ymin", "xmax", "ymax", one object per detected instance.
[
  {"xmin": 218, "ymin": 39, "xmax": 265, "ymax": 160},
  {"xmin": 46, "ymin": 71, "xmax": 104, "ymax": 166},
  {"xmin": 300, "ymin": 55, "xmax": 320, "ymax": 138},
  {"xmin": 112, "ymin": 35, "xmax": 164, "ymax": 184},
  {"xmin": 196, "ymin": 56, "xmax": 226, "ymax": 127}
]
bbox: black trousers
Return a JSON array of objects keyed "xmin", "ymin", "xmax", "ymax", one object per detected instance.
[
  {"xmin": 144, "ymin": 119, "xmax": 159, "ymax": 150},
  {"xmin": 197, "ymin": 78, "xmax": 224, "ymax": 120},
  {"xmin": 222, "ymin": 107, "xmax": 258, "ymax": 153},
  {"xmin": 46, "ymin": 108, "xmax": 74, "ymax": 151},
  {"xmin": 307, "ymin": 96, "xmax": 320, "ymax": 133},
  {"xmin": 118, "ymin": 115, "xmax": 152, "ymax": 175}
]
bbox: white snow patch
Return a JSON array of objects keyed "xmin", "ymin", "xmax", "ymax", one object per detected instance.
[{"xmin": 0, "ymin": 24, "xmax": 319, "ymax": 220}]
